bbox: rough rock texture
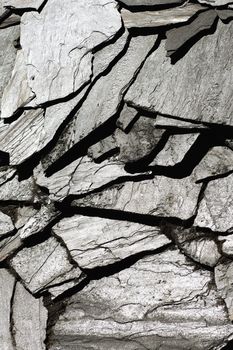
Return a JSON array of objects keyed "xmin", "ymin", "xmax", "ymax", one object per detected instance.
[{"xmin": 0, "ymin": 1, "xmax": 233, "ymax": 349}]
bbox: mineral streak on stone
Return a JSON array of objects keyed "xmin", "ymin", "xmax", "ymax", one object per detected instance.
[
  {"xmin": 165, "ymin": 9, "xmax": 217, "ymax": 56},
  {"xmin": 52, "ymin": 215, "xmax": 171, "ymax": 269},
  {"xmin": 215, "ymin": 259, "xmax": 233, "ymax": 321},
  {"xmin": 194, "ymin": 172, "xmax": 233, "ymax": 232},
  {"xmin": 1, "ymin": 50, "xmax": 35, "ymax": 120},
  {"xmin": 121, "ymin": 3, "xmax": 205, "ymax": 28},
  {"xmin": 20, "ymin": 0, "xmax": 122, "ymax": 105},
  {"xmin": 10, "ymin": 237, "xmax": 83, "ymax": 293},
  {"xmin": 72, "ymin": 174, "xmax": 202, "ymax": 221},
  {"xmin": 150, "ymin": 133, "xmax": 199, "ymax": 166},
  {"xmin": 125, "ymin": 20, "xmax": 233, "ymax": 126},
  {"xmin": 12, "ymin": 282, "xmax": 48, "ymax": 350},
  {"xmin": 48, "ymin": 249, "xmax": 233, "ymax": 350},
  {"xmin": 35, "ymin": 156, "xmax": 145, "ymax": 201},
  {"xmin": 0, "ymin": 269, "xmax": 15, "ymax": 350}
]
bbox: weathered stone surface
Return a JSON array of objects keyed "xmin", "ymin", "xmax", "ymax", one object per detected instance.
[
  {"xmin": 216, "ymin": 8, "xmax": 233, "ymax": 21},
  {"xmin": 20, "ymin": 0, "xmax": 122, "ymax": 105},
  {"xmin": 154, "ymin": 115, "xmax": 206, "ymax": 129},
  {"xmin": 121, "ymin": 4, "xmax": 205, "ymax": 28},
  {"xmin": 125, "ymin": 20, "xmax": 233, "ymax": 126},
  {"xmin": 88, "ymin": 135, "xmax": 117, "ymax": 161},
  {"xmin": 0, "ymin": 232, "xmax": 22, "ymax": 262},
  {"xmin": 198, "ymin": 0, "xmax": 233, "ymax": 7},
  {"xmin": 193, "ymin": 146, "xmax": 233, "ymax": 181},
  {"xmin": 4, "ymin": 0, "xmax": 44, "ymax": 9},
  {"xmin": 72, "ymin": 175, "xmax": 202, "ymax": 221},
  {"xmin": 0, "ymin": 174, "xmax": 36, "ymax": 202},
  {"xmin": 215, "ymin": 259, "xmax": 233, "ymax": 321},
  {"xmin": 10, "ymin": 237, "xmax": 83, "ymax": 293},
  {"xmin": 115, "ymin": 116, "xmax": 165, "ymax": 162},
  {"xmin": 0, "ymin": 25, "xmax": 19, "ymax": 109},
  {"xmin": 119, "ymin": 0, "xmax": 184, "ymax": 5},
  {"xmin": 1, "ymin": 50, "xmax": 34, "ymax": 120},
  {"xmin": 166, "ymin": 9, "xmax": 217, "ymax": 56},
  {"xmin": 0, "ymin": 268, "xmax": 15, "ymax": 350},
  {"xmin": 36, "ymin": 156, "xmax": 141, "ymax": 201},
  {"xmin": 194, "ymin": 173, "xmax": 233, "ymax": 232},
  {"xmin": 0, "ymin": 167, "xmax": 16, "ymax": 186},
  {"xmin": 150, "ymin": 133, "xmax": 198, "ymax": 166},
  {"xmin": 14, "ymin": 206, "xmax": 38, "ymax": 229},
  {"xmin": 52, "ymin": 215, "xmax": 171, "ymax": 269},
  {"xmin": 0, "ymin": 13, "xmax": 20, "ymax": 28},
  {"xmin": 218, "ymin": 235, "xmax": 233, "ymax": 257},
  {"xmin": 19, "ymin": 204, "xmax": 59, "ymax": 240},
  {"xmin": 49, "ymin": 249, "xmax": 233, "ymax": 350},
  {"xmin": 12, "ymin": 282, "xmax": 48, "ymax": 350},
  {"xmin": 0, "ymin": 211, "xmax": 14, "ymax": 238},
  {"xmin": 116, "ymin": 104, "xmax": 138, "ymax": 131},
  {"xmin": 0, "ymin": 109, "xmax": 44, "ymax": 164}
]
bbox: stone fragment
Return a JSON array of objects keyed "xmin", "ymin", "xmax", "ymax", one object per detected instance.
[
  {"xmin": 216, "ymin": 9, "xmax": 233, "ymax": 21},
  {"xmin": 88, "ymin": 135, "xmax": 117, "ymax": 161},
  {"xmin": 12, "ymin": 282, "xmax": 48, "ymax": 350},
  {"xmin": 0, "ymin": 167, "xmax": 16, "ymax": 186},
  {"xmin": 1, "ymin": 50, "xmax": 34, "ymax": 120},
  {"xmin": 14, "ymin": 206, "xmax": 38, "ymax": 229},
  {"xmin": 35, "ymin": 156, "xmax": 142, "ymax": 201},
  {"xmin": 0, "ymin": 24, "xmax": 19, "ymax": 109},
  {"xmin": 20, "ymin": 0, "xmax": 122, "ymax": 105},
  {"xmin": 0, "ymin": 232, "xmax": 22, "ymax": 262},
  {"xmin": 218, "ymin": 235, "xmax": 233, "ymax": 257},
  {"xmin": 4, "ymin": 0, "xmax": 44, "ymax": 9},
  {"xmin": 69, "ymin": 34, "xmax": 158, "ymax": 157},
  {"xmin": 125, "ymin": 20, "xmax": 233, "ymax": 126},
  {"xmin": 0, "ymin": 13, "xmax": 20, "ymax": 28},
  {"xmin": 193, "ymin": 146, "xmax": 233, "ymax": 181},
  {"xmin": 10, "ymin": 237, "xmax": 83, "ymax": 293},
  {"xmin": 53, "ymin": 215, "xmax": 171, "ymax": 269},
  {"xmin": 194, "ymin": 173, "xmax": 233, "ymax": 232},
  {"xmin": 49, "ymin": 249, "xmax": 233, "ymax": 350},
  {"xmin": 166, "ymin": 9, "xmax": 217, "ymax": 56},
  {"xmin": 198, "ymin": 0, "xmax": 233, "ymax": 7},
  {"xmin": 154, "ymin": 115, "xmax": 206, "ymax": 129},
  {"xmin": 0, "ymin": 109, "xmax": 44, "ymax": 164},
  {"xmin": 215, "ymin": 259, "xmax": 233, "ymax": 321},
  {"xmin": 72, "ymin": 174, "xmax": 202, "ymax": 221},
  {"xmin": 116, "ymin": 104, "xmax": 138, "ymax": 131},
  {"xmin": 0, "ymin": 269, "xmax": 15, "ymax": 350},
  {"xmin": 0, "ymin": 174, "xmax": 36, "ymax": 202},
  {"xmin": 115, "ymin": 116, "xmax": 165, "ymax": 162},
  {"xmin": 19, "ymin": 204, "xmax": 59, "ymax": 240},
  {"xmin": 150, "ymin": 133, "xmax": 198, "ymax": 166},
  {"xmin": 121, "ymin": 4, "xmax": 205, "ymax": 28},
  {"xmin": 0, "ymin": 211, "xmax": 14, "ymax": 238},
  {"xmin": 119, "ymin": 0, "xmax": 184, "ymax": 5}
]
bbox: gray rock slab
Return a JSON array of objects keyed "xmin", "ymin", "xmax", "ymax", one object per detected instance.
[
  {"xmin": 72, "ymin": 174, "xmax": 202, "ymax": 221},
  {"xmin": 116, "ymin": 104, "xmax": 138, "ymax": 131},
  {"xmin": 165, "ymin": 9, "xmax": 217, "ymax": 56},
  {"xmin": 218, "ymin": 235, "xmax": 233, "ymax": 257},
  {"xmin": 20, "ymin": 0, "xmax": 122, "ymax": 105},
  {"xmin": 4, "ymin": 0, "xmax": 44, "ymax": 9},
  {"xmin": 52, "ymin": 215, "xmax": 171, "ymax": 269},
  {"xmin": 12, "ymin": 282, "xmax": 48, "ymax": 350},
  {"xmin": 194, "ymin": 173, "xmax": 233, "ymax": 232},
  {"xmin": 10, "ymin": 237, "xmax": 83, "ymax": 293},
  {"xmin": 0, "ymin": 211, "xmax": 14, "ymax": 238},
  {"xmin": 215, "ymin": 259, "xmax": 233, "ymax": 321},
  {"xmin": 125, "ymin": 20, "xmax": 233, "ymax": 126},
  {"xmin": 49, "ymin": 249, "xmax": 233, "ymax": 350},
  {"xmin": 121, "ymin": 3, "xmax": 205, "ymax": 28}
]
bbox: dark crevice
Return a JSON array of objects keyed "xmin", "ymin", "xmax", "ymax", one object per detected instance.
[
  {"xmin": 170, "ymin": 15, "xmax": 219, "ymax": 64},
  {"xmin": 221, "ymin": 339, "xmax": 233, "ymax": 350},
  {"xmin": 117, "ymin": 1, "xmax": 187, "ymax": 12},
  {"xmin": 196, "ymin": 169, "xmax": 233, "ymax": 184},
  {"xmin": 9, "ymin": 279, "xmax": 17, "ymax": 349},
  {"xmin": 93, "ymin": 147, "xmax": 120, "ymax": 163},
  {"xmin": 38, "ymin": 0, "xmax": 49, "ymax": 12}
]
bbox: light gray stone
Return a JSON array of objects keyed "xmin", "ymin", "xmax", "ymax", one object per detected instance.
[
  {"xmin": 4, "ymin": 0, "xmax": 44, "ymax": 9},
  {"xmin": 194, "ymin": 173, "xmax": 233, "ymax": 232},
  {"xmin": 154, "ymin": 115, "xmax": 206, "ymax": 129},
  {"xmin": 72, "ymin": 174, "xmax": 202, "ymax": 221},
  {"xmin": 88, "ymin": 135, "xmax": 117, "ymax": 161},
  {"xmin": 0, "ymin": 232, "xmax": 22, "ymax": 262},
  {"xmin": 119, "ymin": 0, "xmax": 184, "ymax": 5},
  {"xmin": 198, "ymin": 0, "xmax": 233, "ymax": 7},
  {"xmin": 215, "ymin": 259, "xmax": 233, "ymax": 321},
  {"xmin": 0, "ymin": 269, "xmax": 15, "ymax": 350},
  {"xmin": 218, "ymin": 235, "xmax": 233, "ymax": 257},
  {"xmin": 52, "ymin": 215, "xmax": 171, "ymax": 269},
  {"xmin": 49, "ymin": 249, "xmax": 233, "ymax": 350},
  {"xmin": 121, "ymin": 4, "xmax": 205, "ymax": 28},
  {"xmin": 150, "ymin": 133, "xmax": 199, "ymax": 166},
  {"xmin": 12, "ymin": 282, "xmax": 48, "ymax": 350},
  {"xmin": 125, "ymin": 20, "xmax": 233, "ymax": 126},
  {"xmin": 20, "ymin": 0, "xmax": 122, "ymax": 105},
  {"xmin": 1, "ymin": 50, "xmax": 34, "ymax": 120},
  {"xmin": 116, "ymin": 104, "xmax": 138, "ymax": 131},
  {"xmin": 216, "ymin": 8, "xmax": 233, "ymax": 21},
  {"xmin": 0, "ymin": 174, "xmax": 36, "ymax": 202},
  {"xmin": 10, "ymin": 237, "xmax": 83, "ymax": 293},
  {"xmin": 35, "ymin": 156, "xmax": 143, "ymax": 201},
  {"xmin": 0, "ymin": 211, "xmax": 14, "ymax": 238},
  {"xmin": 0, "ymin": 25, "xmax": 19, "ymax": 110}
]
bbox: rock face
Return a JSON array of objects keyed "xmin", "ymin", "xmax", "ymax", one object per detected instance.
[{"xmin": 1, "ymin": 0, "xmax": 233, "ymax": 349}]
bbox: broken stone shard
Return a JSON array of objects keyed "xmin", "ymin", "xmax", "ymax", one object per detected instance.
[
  {"xmin": 198, "ymin": 0, "xmax": 233, "ymax": 7},
  {"xmin": 12, "ymin": 282, "xmax": 48, "ymax": 350},
  {"xmin": 20, "ymin": 0, "xmax": 122, "ymax": 105},
  {"xmin": 49, "ymin": 249, "xmax": 233, "ymax": 350},
  {"xmin": 121, "ymin": 3, "xmax": 205, "ymax": 28},
  {"xmin": 72, "ymin": 174, "xmax": 202, "ymax": 221},
  {"xmin": 10, "ymin": 237, "xmax": 83, "ymax": 293},
  {"xmin": 116, "ymin": 104, "xmax": 138, "ymax": 131},
  {"xmin": 52, "ymin": 215, "xmax": 171, "ymax": 269},
  {"xmin": 125, "ymin": 20, "xmax": 233, "ymax": 126},
  {"xmin": 0, "ymin": 174, "xmax": 36, "ymax": 202},
  {"xmin": 88, "ymin": 135, "xmax": 117, "ymax": 161},
  {"xmin": 0, "ymin": 210, "xmax": 14, "ymax": 238},
  {"xmin": 154, "ymin": 114, "xmax": 206, "ymax": 129},
  {"xmin": 3, "ymin": 0, "xmax": 44, "ymax": 9},
  {"xmin": 194, "ymin": 172, "xmax": 233, "ymax": 232},
  {"xmin": 218, "ymin": 235, "xmax": 233, "ymax": 257}
]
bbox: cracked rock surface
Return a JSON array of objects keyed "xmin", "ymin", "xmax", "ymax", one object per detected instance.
[{"xmin": 0, "ymin": 0, "xmax": 233, "ymax": 349}]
